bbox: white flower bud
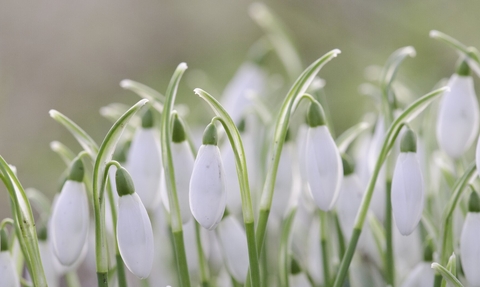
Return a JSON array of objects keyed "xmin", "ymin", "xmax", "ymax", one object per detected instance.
[
  {"xmin": 117, "ymin": 193, "xmax": 154, "ymax": 279},
  {"xmin": 126, "ymin": 128, "xmax": 162, "ymax": 210},
  {"xmin": 305, "ymin": 125, "xmax": 343, "ymax": 211},
  {"xmin": 337, "ymin": 174, "xmax": 363, "ymax": 240},
  {"xmin": 216, "ymin": 215, "xmax": 249, "ymax": 283},
  {"xmin": 190, "ymin": 143, "xmax": 226, "ymax": 230},
  {"xmin": 391, "ymin": 151, "xmax": 424, "ymax": 236},
  {"xmin": 50, "ymin": 180, "xmax": 89, "ymax": 266},
  {"xmin": 0, "ymin": 251, "xmax": 19, "ymax": 287},
  {"xmin": 436, "ymin": 73, "xmax": 479, "ymax": 159},
  {"xmin": 460, "ymin": 212, "xmax": 480, "ymax": 285}
]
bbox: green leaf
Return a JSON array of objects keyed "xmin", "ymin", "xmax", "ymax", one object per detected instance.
[
  {"xmin": 50, "ymin": 141, "xmax": 76, "ymax": 165},
  {"xmin": 49, "ymin": 110, "xmax": 99, "ymax": 158},
  {"xmin": 380, "ymin": 46, "xmax": 416, "ymax": 93},
  {"xmin": 0, "ymin": 157, "xmax": 47, "ymax": 287},
  {"xmin": 431, "ymin": 262, "xmax": 463, "ymax": 287}
]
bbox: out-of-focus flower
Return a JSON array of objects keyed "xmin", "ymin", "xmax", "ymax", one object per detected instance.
[
  {"xmin": 272, "ymin": 131, "xmax": 294, "ymax": 218},
  {"xmin": 391, "ymin": 129, "xmax": 424, "ymax": 236},
  {"xmin": 0, "ymin": 229, "xmax": 19, "ymax": 287},
  {"xmin": 460, "ymin": 190, "xmax": 480, "ymax": 286},
  {"xmin": 116, "ymin": 166, "xmax": 154, "ymax": 279},
  {"xmin": 190, "ymin": 123, "xmax": 226, "ymax": 230},
  {"xmin": 216, "ymin": 214, "xmax": 249, "ymax": 284},
  {"xmin": 305, "ymin": 102, "xmax": 343, "ymax": 211},
  {"xmin": 51, "ymin": 158, "xmax": 89, "ymax": 266},
  {"xmin": 437, "ymin": 60, "xmax": 479, "ymax": 159},
  {"xmin": 126, "ymin": 109, "xmax": 162, "ymax": 210}
]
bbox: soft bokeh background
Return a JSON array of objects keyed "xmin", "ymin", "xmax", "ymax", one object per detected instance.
[{"xmin": 0, "ymin": 0, "xmax": 479, "ymax": 220}]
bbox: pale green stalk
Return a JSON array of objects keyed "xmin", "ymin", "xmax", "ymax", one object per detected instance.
[
  {"xmin": 194, "ymin": 89, "xmax": 261, "ymax": 287},
  {"xmin": 66, "ymin": 271, "xmax": 82, "ymax": 287},
  {"xmin": 432, "ymin": 261, "xmax": 463, "ymax": 287},
  {"xmin": 0, "ymin": 159, "xmax": 47, "ymax": 286},
  {"xmin": 279, "ymin": 208, "xmax": 296, "ymax": 287},
  {"xmin": 332, "ymin": 87, "xmax": 447, "ymax": 287},
  {"xmin": 159, "ymin": 63, "xmax": 191, "ymax": 287}
]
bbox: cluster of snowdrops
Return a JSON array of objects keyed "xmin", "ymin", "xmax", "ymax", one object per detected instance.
[{"xmin": 1, "ymin": 4, "xmax": 480, "ymax": 287}]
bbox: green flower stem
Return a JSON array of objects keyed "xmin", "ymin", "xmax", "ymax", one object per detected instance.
[
  {"xmin": 116, "ymin": 254, "xmax": 128, "ymax": 287},
  {"xmin": 121, "ymin": 79, "xmax": 165, "ymax": 112},
  {"xmin": 50, "ymin": 141, "xmax": 77, "ymax": 165},
  {"xmin": 92, "ymin": 99, "xmax": 148, "ymax": 286},
  {"xmin": 194, "ymin": 89, "xmax": 261, "ymax": 287},
  {"xmin": 195, "ymin": 222, "xmax": 211, "ymax": 287},
  {"xmin": 66, "ymin": 271, "xmax": 82, "ymax": 287},
  {"xmin": 0, "ymin": 158, "xmax": 47, "ymax": 287},
  {"xmin": 333, "ymin": 212, "xmax": 346, "ymax": 259},
  {"xmin": 433, "ymin": 162, "xmax": 477, "ymax": 287},
  {"xmin": 332, "ymin": 87, "xmax": 447, "ymax": 287},
  {"xmin": 279, "ymin": 208, "xmax": 297, "ymax": 287},
  {"xmin": 160, "ymin": 63, "xmax": 191, "ymax": 287},
  {"xmin": 385, "ymin": 180, "xmax": 394, "ymax": 287},
  {"xmin": 320, "ymin": 211, "xmax": 330, "ymax": 287},
  {"xmin": 431, "ymin": 262, "xmax": 464, "ymax": 287},
  {"xmin": 430, "ymin": 30, "xmax": 480, "ymax": 63}
]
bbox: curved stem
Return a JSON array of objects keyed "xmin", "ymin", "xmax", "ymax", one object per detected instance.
[
  {"xmin": 332, "ymin": 87, "xmax": 447, "ymax": 287},
  {"xmin": 195, "ymin": 89, "xmax": 261, "ymax": 287}
]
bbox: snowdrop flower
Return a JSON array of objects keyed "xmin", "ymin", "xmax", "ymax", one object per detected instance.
[
  {"xmin": 272, "ymin": 131, "xmax": 294, "ymax": 218},
  {"xmin": 437, "ymin": 60, "xmax": 479, "ymax": 159},
  {"xmin": 336, "ymin": 154, "xmax": 363, "ymax": 240},
  {"xmin": 51, "ymin": 158, "xmax": 89, "ymax": 266},
  {"xmin": 391, "ymin": 128, "xmax": 424, "ymax": 236},
  {"xmin": 305, "ymin": 102, "xmax": 343, "ymax": 211},
  {"xmin": 37, "ymin": 227, "xmax": 59, "ymax": 287},
  {"xmin": 126, "ymin": 109, "xmax": 162, "ymax": 210},
  {"xmin": 190, "ymin": 123, "xmax": 226, "ymax": 230},
  {"xmin": 400, "ymin": 243, "xmax": 434, "ymax": 287},
  {"xmin": 116, "ymin": 166, "xmax": 154, "ymax": 279},
  {"xmin": 216, "ymin": 214, "xmax": 249, "ymax": 283},
  {"xmin": 0, "ymin": 229, "xmax": 19, "ymax": 287},
  {"xmin": 162, "ymin": 115, "xmax": 195, "ymax": 223},
  {"xmin": 460, "ymin": 190, "xmax": 480, "ymax": 286}
]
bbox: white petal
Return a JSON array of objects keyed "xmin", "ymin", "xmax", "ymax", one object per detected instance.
[
  {"xmin": 190, "ymin": 145, "xmax": 226, "ymax": 230},
  {"xmin": 171, "ymin": 142, "xmax": 195, "ymax": 223},
  {"xmin": 117, "ymin": 193, "xmax": 154, "ymax": 279},
  {"xmin": 305, "ymin": 126, "xmax": 343, "ymax": 211},
  {"xmin": 221, "ymin": 62, "xmax": 266, "ymax": 124},
  {"xmin": 216, "ymin": 215, "xmax": 249, "ymax": 283},
  {"xmin": 223, "ymin": 146, "xmax": 242, "ymax": 217},
  {"xmin": 400, "ymin": 262, "xmax": 434, "ymax": 287},
  {"xmin": 437, "ymin": 74, "xmax": 479, "ymax": 159},
  {"xmin": 289, "ymin": 272, "xmax": 311, "ymax": 287},
  {"xmin": 460, "ymin": 213, "xmax": 480, "ymax": 286},
  {"xmin": 307, "ymin": 216, "xmax": 324, "ymax": 285},
  {"xmin": 126, "ymin": 128, "xmax": 162, "ymax": 210},
  {"xmin": 0, "ymin": 252, "xmax": 19, "ymax": 287},
  {"xmin": 50, "ymin": 180, "xmax": 89, "ymax": 266},
  {"xmin": 337, "ymin": 174, "xmax": 363, "ymax": 240},
  {"xmin": 272, "ymin": 143, "xmax": 294, "ymax": 218},
  {"xmin": 38, "ymin": 241, "xmax": 59, "ymax": 287},
  {"xmin": 391, "ymin": 153, "xmax": 424, "ymax": 236}
]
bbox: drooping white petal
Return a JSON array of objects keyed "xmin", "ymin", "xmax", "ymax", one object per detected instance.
[
  {"xmin": 394, "ymin": 227, "xmax": 423, "ymax": 281},
  {"xmin": 216, "ymin": 215, "xmax": 249, "ymax": 283},
  {"xmin": 183, "ymin": 218, "xmax": 210, "ymax": 284},
  {"xmin": 272, "ymin": 143, "xmax": 294, "ymax": 218},
  {"xmin": 222, "ymin": 146, "xmax": 242, "ymax": 217},
  {"xmin": 205, "ymin": 230, "xmax": 223, "ymax": 276},
  {"xmin": 51, "ymin": 180, "xmax": 89, "ymax": 266},
  {"xmin": 460, "ymin": 212, "xmax": 480, "ymax": 286},
  {"xmin": 117, "ymin": 193, "xmax": 154, "ymax": 279},
  {"xmin": 436, "ymin": 74, "xmax": 480, "ymax": 159},
  {"xmin": 221, "ymin": 62, "xmax": 266, "ymax": 125},
  {"xmin": 126, "ymin": 128, "xmax": 162, "ymax": 210},
  {"xmin": 305, "ymin": 126, "xmax": 343, "ymax": 211},
  {"xmin": 400, "ymin": 262, "xmax": 434, "ymax": 287},
  {"xmin": 391, "ymin": 153, "xmax": 424, "ymax": 236},
  {"xmin": 38, "ymin": 241, "xmax": 59, "ymax": 287},
  {"xmin": 171, "ymin": 141, "xmax": 195, "ymax": 223},
  {"xmin": 0, "ymin": 251, "xmax": 19, "ymax": 287},
  {"xmin": 190, "ymin": 145, "xmax": 226, "ymax": 230},
  {"xmin": 337, "ymin": 174, "xmax": 363, "ymax": 240}
]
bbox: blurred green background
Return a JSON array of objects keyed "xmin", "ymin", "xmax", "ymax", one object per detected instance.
[{"xmin": 0, "ymin": 0, "xmax": 479, "ymax": 218}]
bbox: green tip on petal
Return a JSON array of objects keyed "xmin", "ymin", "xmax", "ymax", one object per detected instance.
[
  {"xmin": 400, "ymin": 128, "xmax": 417, "ymax": 153},
  {"xmin": 456, "ymin": 59, "xmax": 470, "ymax": 76},
  {"xmin": 468, "ymin": 188, "xmax": 480, "ymax": 213},
  {"xmin": 113, "ymin": 141, "xmax": 130, "ymax": 163},
  {"xmin": 237, "ymin": 118, "xmax": 246, "ymax": 133},
  {"xmin": 307, "ymin": 102, "xmax": 326, "ymax": 127},
  {"xmin": 0, "ymin": 229, "xmax": 8, "ymax": 251},
  {"xmin": 222, "ymin": 208, "xmax": 230, "ymax": 219},
  {"xmin": 172, "ymin": 114, "xmax": 186, "ymax": 143},
  {"xmin": 203, "ymin": 123, "xmax": 218, "ymax": 145},
  {"xmin": 141, "ymin": 108, "xmax": 154, "ymax": 128},
  {"xmin": 37, "ymin": 225, "xmax": 48, "ymax": 241},
  {"xmin": 68, "ymin": 158, "xmax": 84, "ymax": 182},
  {"xmin": 116, "ymin": 167, "xmax": 136, "ymax": 196},
  {"xmin": 423, "ymin": 239, "xmax": 434, "ymax": 262},
  {"xmin": 341, "ymin": 153, "xmax": 355, "ymax": 176},
  {"xmin": 290, "ymin": 257, "xmax": 302, "ymax": 275}
]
